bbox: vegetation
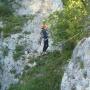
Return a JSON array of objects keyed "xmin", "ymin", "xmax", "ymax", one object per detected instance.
[
  {"xmin": 0, "ymin": 0, "xmax": 13, "ymax": 17},
  {"xmin": 2, "ymin": 15, "xmax": 35, "ymax": 38},
  {"xmin": 9, "ymin": 50, "xmax": 72, "ymax": 90},
  {"xmin": 10, "ymin": 68, "xmax": 16, "ymax": 74},
  {"xmin": 0, "ymin": 0, "xmax": 89, "ymax": 90},
  {"xmin": 13, "ymin": 45, "xmax": 25, "ymax": 61},
  {"xmin": 23, "ymin": 31, "xmax": 31, "ymax": 35},
  {"xmin": 46, "ymin": 0, "xmax": 89, "ymax": 48}
]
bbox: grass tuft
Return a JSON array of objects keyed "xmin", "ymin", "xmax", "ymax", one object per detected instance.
[{"xmin": 9, "ymin": 50, "xmax": 72, "ymax": 90}]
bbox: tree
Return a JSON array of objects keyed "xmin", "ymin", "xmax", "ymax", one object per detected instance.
[{"xmin": 47, "ymin": 0, "xmax": 88, "ymax": 47}]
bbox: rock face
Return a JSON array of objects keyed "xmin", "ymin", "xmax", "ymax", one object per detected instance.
[
  {"xmin": 61, "ymin": 37, "xmax": 90, "ymax": 90},
  {"xmin": 17, "ymin": 0, "xmax": 63, "ymax": 15}
]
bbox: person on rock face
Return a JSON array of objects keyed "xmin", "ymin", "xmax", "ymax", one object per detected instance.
[{"xmin": 39, "ymin": 22, "xmax": 49, "ymax": 55}]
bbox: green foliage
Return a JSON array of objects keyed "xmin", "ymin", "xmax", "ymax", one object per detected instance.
[
  {"xmin": 10, "ymin": 68, "xmax": 16, "ymax": 74},
  {"xmin": 0, "ymin": 0, "xmax": 17, "ymax": 36},
  {"xmin": 8, "ymin": 49, "xmax": 72, "ymax": 90},
  {"xmin": 47, "ymin": 0, "xmax": 88, "ymax": 45},
  {"xmin": 0, "ymin": 0, "xmax": 35, "ymax": 38},
  {"xmin": 13, "ymin": 45, "xmax": 24, "ymax": 61},
  {"xmin": 26, "ymin": 15, "xmax": 35, "ymax": 21},
  {"xmin": 0, "ymin": 0, "xmax": 18, "ymax": 17},
  {"xmin": 24, "ymin": 65, "xmax": 30, "ymax": 71},
  {"xmin": 62, "ymin": 0, "xmax": 69, "ymax": 6}
]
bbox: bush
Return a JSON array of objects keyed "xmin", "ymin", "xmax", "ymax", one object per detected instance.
[
  {"xmin": 0, "ymin": 2, "xmax": 12, "ymax": 17},
  {"xmin": 47, "ymin": 0, "xmax": 87, "ymax": 44},
  {"xmin": 10, "ymin": 68, "xmax": 16, "ymax": 74},
  {"xmin": 13, "ymin": 45, "xmax": 24, "ymax": 61}
]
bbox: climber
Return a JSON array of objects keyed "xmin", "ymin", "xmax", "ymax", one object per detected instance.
[{"xmin": 39, "ymin": 23, "xmax": 49, "ymax": 55}]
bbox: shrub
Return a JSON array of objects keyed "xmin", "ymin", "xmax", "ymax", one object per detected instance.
[{"xmin": 13, "ymin": 45, "xmax": 24, "ymax": 61}]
